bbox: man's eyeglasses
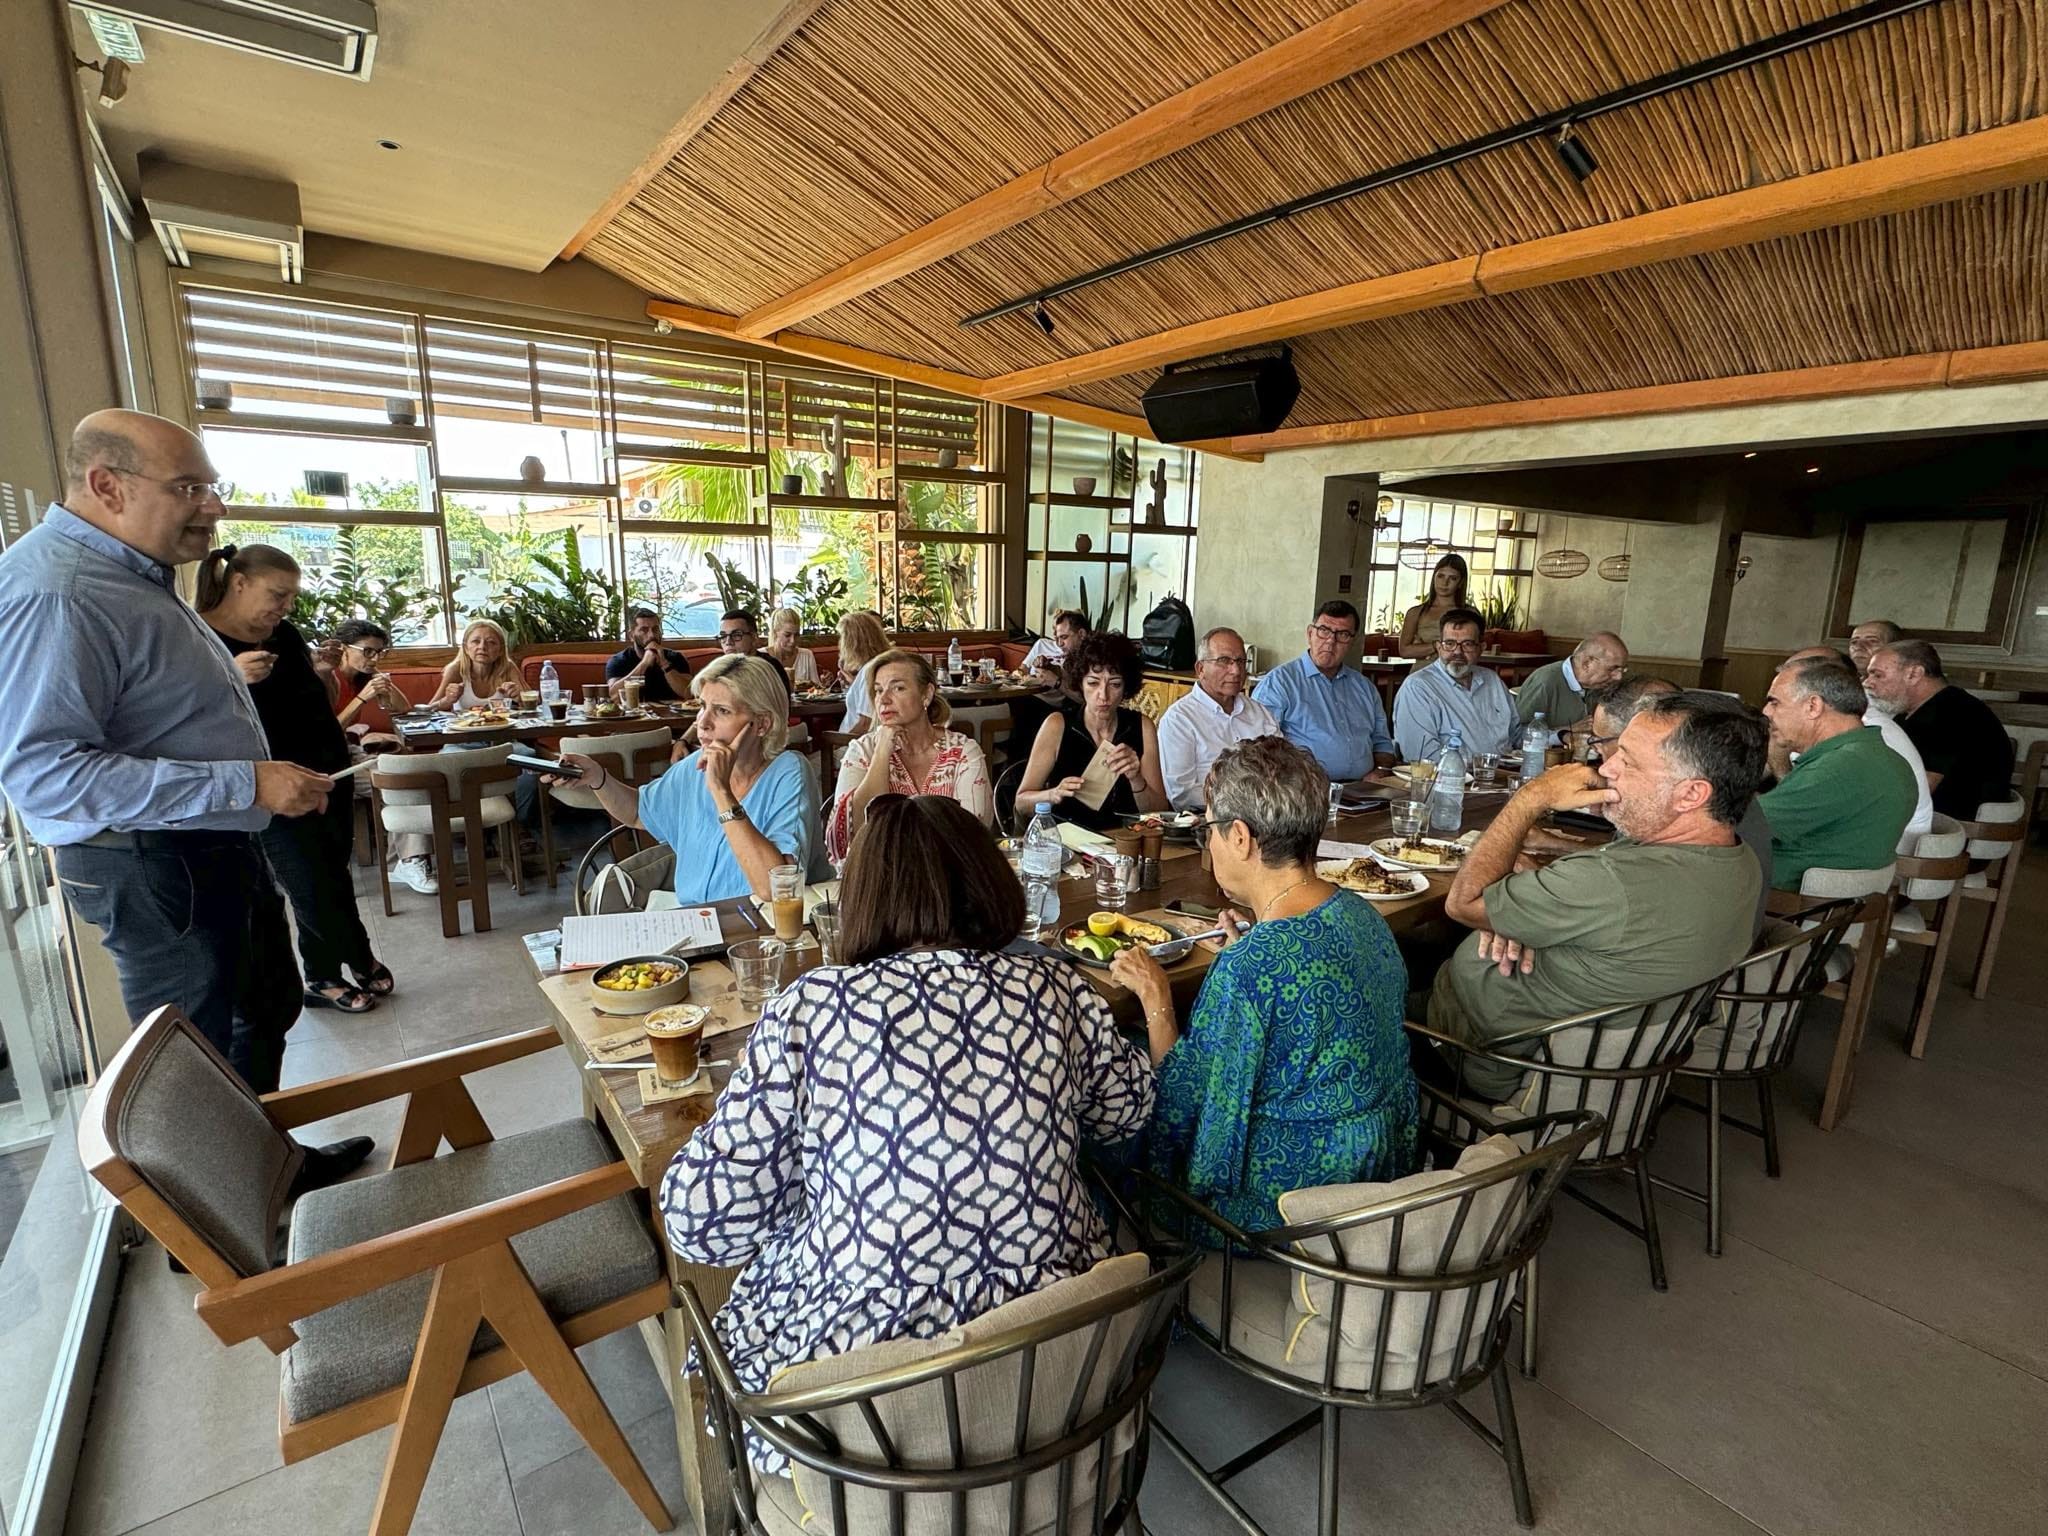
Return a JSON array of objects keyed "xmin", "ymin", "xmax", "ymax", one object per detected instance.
[
  {"xmin": 717, "ymin": 629, "xmax": 754, "ymax": 645},
  {"xmin": 113, "ymin": 470, "xmax": 223, "ymax": 505},
  {"xmin": 1201, "ymin": 655, "xmax": 1248, "ymax": 670},
  {"xmin": 1437, "ymin": 637, "xmax": 1482, "ymax": 654},
  {"xmin": 1308, "ymin": 624, "xmax": 1357, "ymax": 644}
]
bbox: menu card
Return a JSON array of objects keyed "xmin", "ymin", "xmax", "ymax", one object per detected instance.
[{"xmin": 559, "ymin": 907, "xmax": 723, "ymax": 969}]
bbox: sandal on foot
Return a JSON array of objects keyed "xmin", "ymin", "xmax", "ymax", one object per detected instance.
[
  {"xmin": 352, "ymin": 960, "xmax": 396, "ymax": 997},
  {"xmin": 304, "ymin": 981, "xmax": 375, "ymax": 1014}
]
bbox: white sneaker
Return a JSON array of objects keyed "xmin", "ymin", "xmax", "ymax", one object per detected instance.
[{"xmin": 395, "ymin": 857, "xmax": 438, "ymax": 894}]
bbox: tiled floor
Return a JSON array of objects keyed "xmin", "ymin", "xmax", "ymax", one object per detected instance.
[{"xmin": 65, "ymin": 853, "xmax": 2048, "ymax": 1535}]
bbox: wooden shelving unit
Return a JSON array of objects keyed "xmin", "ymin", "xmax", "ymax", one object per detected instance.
[
  {"xmin": 898, "ymin": 465, "xmax": 1000, "ymax": 485},
  {"xmin": 765, "ymin": 493, "xmax": 896, "ymax": 511},
  {"xmin": 1032, "ymin": 491, "xmax": 1129, "ymax": 510}
]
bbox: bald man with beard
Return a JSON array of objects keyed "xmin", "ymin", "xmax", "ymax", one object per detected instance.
[{"xmin": 0, "ymin": 410, "xmax": 371, "ymax": 1192}]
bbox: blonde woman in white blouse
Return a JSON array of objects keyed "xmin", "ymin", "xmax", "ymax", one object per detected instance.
[
  {"xmin": 826, "ymin": 648, "xmax": 993, "ymax": 863},
  {"xmin": 766, "ymin": 606, "xmax": 821, "ymax": 688}
]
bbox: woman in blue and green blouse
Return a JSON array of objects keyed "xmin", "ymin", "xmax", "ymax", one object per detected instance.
[{"xmin": 1108, "ymin": 735, "xmax": 1418, "ymax": 1237}]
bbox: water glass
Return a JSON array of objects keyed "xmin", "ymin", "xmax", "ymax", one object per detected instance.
[
  {"xmin": 1473, "ymin": 752, "xmax": 1502, "ymax": 786},
  {"xmin": 1328, "ymin": 784, "xmax": 1345, "ymax": 824},
  {"xmin": 1389, "ymin": 795, "xmax": 1429, "ymax": 839},
  {"xmin": 811, "ymin": 900, "xmax": 840, "ymax": 964},
  {"xmin": 1020, "ymin": 878, "xmax": 1054, "ymax": 942},
  {"xmin": 1093, "ymin": 854, "xmax": 1130, "ymax": 911},
  {"xmin": 729, "ymin": 938, "xmax": 787, "ymax": 1009}
]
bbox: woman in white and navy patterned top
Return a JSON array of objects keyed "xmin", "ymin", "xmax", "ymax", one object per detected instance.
[{"xmin": 661, "ymin": 794, "xmax": 1153, "ymax": 1472}]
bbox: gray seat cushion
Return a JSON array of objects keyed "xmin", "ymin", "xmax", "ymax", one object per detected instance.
[{"xmin": 281, "ymin": 1120, "xmax": 660, "ymax": 1424}]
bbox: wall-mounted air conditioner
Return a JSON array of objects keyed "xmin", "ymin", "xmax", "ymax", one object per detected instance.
[
  {"xmin": 140, "ymin": 159, "xmax": 304, "ymax": 282},
  {"xmin": 70, "ymin": 1, "xmax": 378, "ymax": 80}
]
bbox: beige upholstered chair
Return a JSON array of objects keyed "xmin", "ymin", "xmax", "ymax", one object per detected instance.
[
  {"xmin": 1654, "ymin": 901, "xmax": 1857, "ymax": 1255},
  {"xmin": 372, "ymin": 744, "xmax": 522, "ymax": 937},
  {"xmin": 538, "ymin": 726, "xmax": 673, "ymax": 888},
  {"xmin": 1774, "ymin": 862, "xmax": 1897, "ymax": 1131},
  {"xmin": 1888, "ymin": 816, "xmax": 1973, "ymax": 1057},
  {"xmin": 1958, "ymin": 795, "xmax": 2028, "ymax": 1000},
  {"xmin": 680, "ymin": 1248, "xmax": 1195, "ymax": 1536},
  {"xmin": 77, "ymin": 1007, "xmax": 673, "ymax": 1536},
  {"xmin": 1120, "ymin": 1113, "xmax": 1599, "ymax": 1535}
]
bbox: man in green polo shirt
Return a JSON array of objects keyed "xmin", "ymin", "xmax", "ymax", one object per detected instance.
[
  {"xmin": 1515, "ymin": 631, "xmax": 1629, "ymax": 730},
  {"xmin": 1759, "ymin": 655, "xmax": 1916, "ymax": 890}
]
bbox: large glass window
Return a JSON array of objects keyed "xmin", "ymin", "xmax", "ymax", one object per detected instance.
[
  {"xmin": 1361, "ymin": 495, "xmax": 1542, "ymax": 636},
  {"xmin": 181, "ymin": 284, "xmax": 1007, "ymax": 641},
  {"xmin": 1024, "ymin": 417, "xmax": 1198, "ymax": 636}
]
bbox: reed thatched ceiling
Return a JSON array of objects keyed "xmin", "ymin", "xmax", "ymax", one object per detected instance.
[{"xmin": 579, "ymin": 0, "xmax": 2048, "ymax": 444}]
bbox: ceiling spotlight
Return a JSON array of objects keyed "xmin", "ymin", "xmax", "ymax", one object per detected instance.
[
  {"xmin": 1554, "ymin": 122, "xmax": 1598, "ymax": 183},
  {"xmin": 77, "ymin": 54, "xmax": 131, "ymax": 107},
  {"xmin": 1030, "ymin": 299, "xmax": 1055, "ymax": 338},
  {"xmin": 1742, "ymin": 451, "xmax": 1758, "ymax": 459},
  {"xmin": 1805, "ymin": 465, "xmax": 1821, "ymax": 474}
]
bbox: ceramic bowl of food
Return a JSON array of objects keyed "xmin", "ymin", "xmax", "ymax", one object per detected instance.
[{"xmin": 588, "ymin": 955, "xmax": 691, "ymax": 1015}]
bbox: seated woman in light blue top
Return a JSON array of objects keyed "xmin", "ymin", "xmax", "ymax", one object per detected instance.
[{"xmin": 549, "ymin": 654, "xmax": 816, "ymax": 904}]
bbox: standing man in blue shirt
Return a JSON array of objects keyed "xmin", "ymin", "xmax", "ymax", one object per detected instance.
[
  {"xmin": 1393, "ymin": 606, "xmax": 1521, "ymax": 762},
  {"xmin": 0, "ymin": 410, "xmax": 370, "ymax": 1188},
  {"xmin": 1250, "ymin": 599, "xmax": 1395, "ymax": 784}
]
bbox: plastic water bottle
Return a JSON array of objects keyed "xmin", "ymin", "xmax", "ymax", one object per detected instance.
[
  {"xmin": 946, "ymin": 636, "xmax": 963, "ymax": 683},
  {"xmin": 1429, "ymin": 731, "xmax": 1467, "ymax": 835},
  {"xmin": 539, "ymin": 659, "xmax": 561, "ymax": 706},
  {"xmin": 1019, "ymin": 803, "xmax": 1066, "ymax": 939},
  {"xmin": 1520, "ymin": 712, "xmax": 1549, "ymax": 786}
]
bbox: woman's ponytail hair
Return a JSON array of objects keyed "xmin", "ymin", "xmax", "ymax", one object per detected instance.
[{"xmin": 196, "ymin": 543, "xmax": 300, "ymax": 613}]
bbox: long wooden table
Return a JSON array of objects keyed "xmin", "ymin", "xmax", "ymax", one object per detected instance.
[{"xmin": 533, "ymin": 795, "xmax": 1518, "ymax": 1534}]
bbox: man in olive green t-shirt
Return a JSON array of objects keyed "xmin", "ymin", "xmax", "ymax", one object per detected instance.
[
  {"xmin": 1758, "ymin": 657, "xmax": 1916, "ymax": 890},
  {"xmin": 1514, "ymin": 632, "xmax": 1629, "ymax": 730},
  {"xmin": 1425, "ymin": 692, "xmax": 1765, "ymax": 1100}
]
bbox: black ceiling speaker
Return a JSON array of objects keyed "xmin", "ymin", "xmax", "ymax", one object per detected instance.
[{"xmin": 1141, "ymin": 346, "xmax": 1300, "ymax": 443}]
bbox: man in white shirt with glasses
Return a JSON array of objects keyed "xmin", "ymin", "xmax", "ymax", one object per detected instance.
[{"xmin": 1156, "ymin": 627, "xmax": 1279, "ymax": 808}]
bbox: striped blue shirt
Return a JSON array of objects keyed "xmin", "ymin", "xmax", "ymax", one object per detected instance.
[{"xmin": 0, "ymin": 505, "xmax": 268, "ymax": 844}]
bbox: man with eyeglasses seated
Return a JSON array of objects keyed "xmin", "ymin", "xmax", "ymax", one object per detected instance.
[
  {"xmin": 715, "ymin": 609, "xmax": 791, "ymax": 700},
  {"xmin": 1417, "ymin": 690, "xmax": 1766, "ymax": 1101},
  {"xmin": 606, "ymin": 605, "xmax": 692, "ymax": 703},
  {"xmin": 0, "ymin": 409, "xmax": 369, "ymax": 1192},
  {"xmin": 1250, "ymin": 598, "xmax": 1395, "ymax": 785},
  {"xmin": 1392, "ymin": 607, "xmax": 1519, "ymax": 763},
  {"xmin": 1156, "ymin": 626, "xmax": 1280, "ymax": 809}
]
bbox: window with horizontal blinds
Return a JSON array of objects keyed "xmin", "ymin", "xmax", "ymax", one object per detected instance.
[
  {"xmin": 765, "ymin": 365, "xmax": 979, "ymax": 461},
  {"xmin": 183, "ymin": 287, "xmax": 419, "ymax": 423},
  {"xmin": 423, "ymin": 320, "xmax": 600, "ymax": 430},
  {"xmin": 609, "ymin": 342, "xmax": 754, "ymax": 452}
]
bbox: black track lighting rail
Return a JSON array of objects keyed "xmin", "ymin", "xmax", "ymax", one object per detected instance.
[{"xmin": 959, "ymin": 0, "xmax": 1942, "ymax": 330}]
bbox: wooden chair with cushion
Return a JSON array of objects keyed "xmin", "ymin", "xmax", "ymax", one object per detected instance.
[
  {"xmin": 572, "ymin": 826, "xmax": 673, "ymax": 916},
  {"xmin": 372, "ymin": 744, "xmax": 523, "ymax": 937},
  {"xmin": 1116, "ymin": 1112, "xmax": 1600, "ymax": 1534},
  {"xmin": 77, "ymin": 1006, "xmax": 673, "ymax": 1536},
  {"xmin": 1958, "ymin": 796, "xmax": 2028, "ymax": 1000},
  {"xmin": 1887, "ymin": 817, "xmax": 1973, "ymax": 1057},
  {"xmin": 680, "ymin": 1248, "xmax": 1197, "ymax": 1536},
  {"xmin": 1406, "ymin": 976, "xmax": 1723, "ymax": 1298},
  {"xmin": 538, "ymin": 726, "xmax": 675, "ymax": 888},
  {"xmin": 1769, "ymin": 863, "xmax": 1898, "ymax": 1131},
  {"xmin": 1652, "ymin": 900, "xmax": 1857, "ymax": 1255}
]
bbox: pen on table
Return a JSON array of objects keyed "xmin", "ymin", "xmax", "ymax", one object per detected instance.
[{"xmin": 736, "ymin": 902, "xmax": 760, "ymax": 932}]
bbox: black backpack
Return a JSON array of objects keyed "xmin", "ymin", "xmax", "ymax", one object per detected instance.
[{"xmin": 1140, "ymin": 595, "xmax": 1196, "ymax": 670}]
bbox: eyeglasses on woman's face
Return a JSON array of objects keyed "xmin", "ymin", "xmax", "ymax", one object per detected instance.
[{"xmin": 345, "ymin": 640, "xmax": 388, "ymax": 661}]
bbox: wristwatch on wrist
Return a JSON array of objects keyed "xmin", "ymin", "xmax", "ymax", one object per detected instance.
[{"xmin": 716, "ymin": 803, "xmax": 748, "ymax": 825}]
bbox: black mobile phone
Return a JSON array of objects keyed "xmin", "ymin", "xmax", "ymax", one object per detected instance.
[{"xmin": 507, "ymin": 751, "xmax": 580, "ymax": 779}]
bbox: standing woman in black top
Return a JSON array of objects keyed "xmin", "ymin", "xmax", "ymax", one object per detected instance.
[
  {"xmin": 1015, "ymin": 630, "xmax": 1169, "ymax": 830},
  {"xmin": 198, "ymin": 544, "xmax": 391, "ymax": 1013}
]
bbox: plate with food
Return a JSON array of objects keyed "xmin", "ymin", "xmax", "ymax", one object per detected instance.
[
  {"xmin": 588, "ymin": 955, "xmax": 691, "ymax": 1015},
  {"xmin": 447, "ymin": 707, "xmax": 514, "ymax": 731},
  {"xmin": 1368, "ymin": 836, "xmax": 1467, "ymax": 871},
  {"xmin": 1116, "ymin": 809, "xmax": 1204, "ymax": 844},
  {"xmin": 1316, "ymin": 858, "xmax": 1429, "ymax": 901},
  {"xmin": 1057, "ymin": 912, "xmax": 1192, "ymax": 969}
]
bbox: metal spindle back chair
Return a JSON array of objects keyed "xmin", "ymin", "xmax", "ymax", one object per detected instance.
[
  {"xmin": 680, "ymin": 1247, "xmax": 1197, "ymax": 1536},
  {"xmin": 1115, "ymin": 1111, "xmax": 1600, "ymax": 1535},
  {"xmin": 1652, "ymin": 900, "xmax": 1857, "ymax": 1255},
  {"xmin": 1407, "ymin": 974, "xmax": 1724, "ymax": 1293}
]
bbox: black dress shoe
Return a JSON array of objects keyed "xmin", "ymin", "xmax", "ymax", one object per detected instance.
[{"xmin": 288, "ymin": 1136, "xmax": 376, "ymax": 1198}]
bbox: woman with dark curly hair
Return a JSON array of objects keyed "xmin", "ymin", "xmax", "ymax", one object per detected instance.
[{"xmin": 1015, "ymin": 630, "xmax": 1168, "ymax": 830}]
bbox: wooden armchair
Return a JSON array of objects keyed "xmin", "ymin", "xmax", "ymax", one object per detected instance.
[
  {"xmin": 78, "ymin": 1007, "xmax": 674, "ymax": 1536},
  {"xmin": 538, "ymin": 726, "xmax": 675, "ymax": 888},
  {"xmin": 372, "ymin": 744, "xmax": 523, "ymax": 937}
]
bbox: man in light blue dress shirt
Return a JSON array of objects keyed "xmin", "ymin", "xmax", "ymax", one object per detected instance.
[
  {"xmin": 0, "ymin": 411, "xmax": 367, "ymax": 1187},
  {"xmin": 1394, "ymin": 607, "xmax": 1521, "ymax": 762},
  {"xmin": 1250, "ymin": 599, "xmax": 1395, "ymax": 783}
]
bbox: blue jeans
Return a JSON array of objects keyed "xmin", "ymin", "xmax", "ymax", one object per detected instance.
[{"xmin": 54, "ymin": 834, "xmax": 301, "ymax": 1092}]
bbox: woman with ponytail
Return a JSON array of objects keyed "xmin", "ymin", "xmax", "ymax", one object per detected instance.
[{"xmin": 198, "ymin": 544, "xmax": 392, "ymax": 1013}]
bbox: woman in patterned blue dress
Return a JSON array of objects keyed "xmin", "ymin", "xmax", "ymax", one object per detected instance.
[
  {"xmin": 1109, "ymin": 736, "xmax": 1418, "ymax": 1237},
  {"xmin": 660, "ymin": 794, "xmax": 1154, "ymax": 1472}
]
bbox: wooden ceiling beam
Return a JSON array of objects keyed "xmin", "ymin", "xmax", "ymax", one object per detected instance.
[
  {"xmin": 560, "ymin": 0, "xmax": 828, "ymax": 262},
  {"xmin": 1215, "ymin": 345, "xmax": 2048, "ymax": 453},
  {"xmin": 730, "ymin": 0, "xmax": 1513, "ymax": 338},
  {"xmin": 643, "ymin": 299, "xmax": 1262, "ymax": 462},
  {"xmin": 984, "ymin": 116, "xmax": 2048, "ymax": 403}
]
